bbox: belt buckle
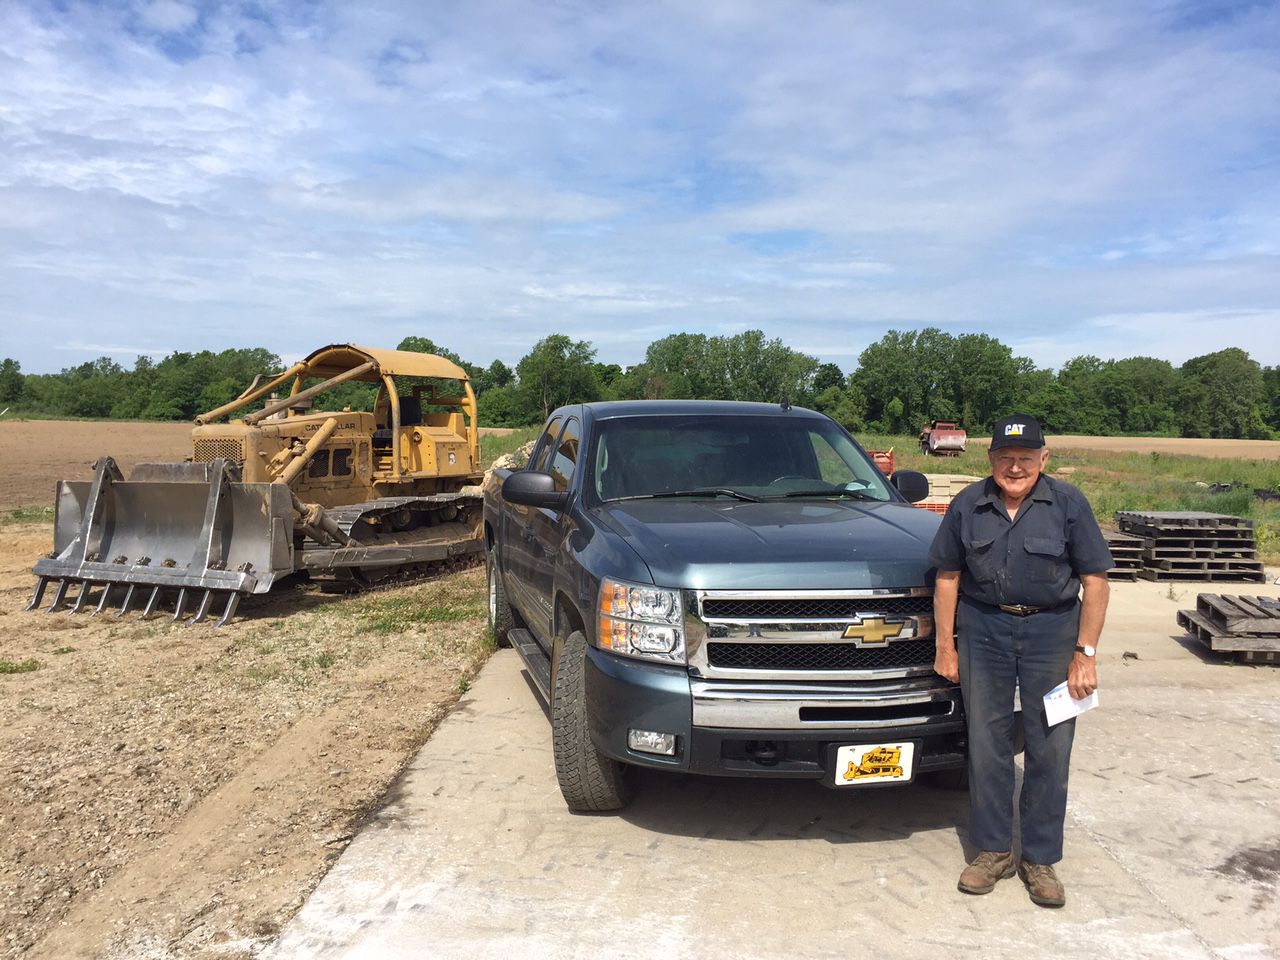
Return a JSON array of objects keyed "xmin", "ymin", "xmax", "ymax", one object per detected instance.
[{"xmin": 1000, "ymin": 603, "xmax": 1036, "ymax": 617}]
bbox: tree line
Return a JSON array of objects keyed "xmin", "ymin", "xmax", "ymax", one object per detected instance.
[{"xmin": 2, "ymin": 329, "xmax": 1276, "ymax": 439}]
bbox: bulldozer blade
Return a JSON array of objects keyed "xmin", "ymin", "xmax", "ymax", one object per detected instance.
[
  {"xmin": 214, "ymin": 592, "xmax": 241, "ymax": 628},
  {"xmin": 45, "ymin": 579, "xmax": 71, "ymax": 613},
  {"xmin": 25, "ymin": 577, "xmax": 49, "ymax": 612},
  {"xmin": 71, "ymin": 582, "xmax": 93, "ymax": 614},
  {"xmin": 33, "ymin": 459, "xmax": 289, "ymax": 617},
  {"xmin": 189, "ymin": 590, "xmax": 215, "ymax": 625},
  {"xmin": 116, "ymin": 584, "xmax": 137, "ymax": 619},
  {"xmin": 142, "ymin": 586, "xmax": 162, "ymax": 619},
  {"xmin": 173, "ymin": 588, "xmax": 188, "ymax": 623},
  {"xmin": 94, "ymin": 583, "xmax": 114, "ymax": 616}
]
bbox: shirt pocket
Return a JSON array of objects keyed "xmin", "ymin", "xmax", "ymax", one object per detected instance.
[
  {"xmin": 1024, "ymin": 536, "xmax": 1068, "ymax": 582},
  {"xmin": 963, "ymin": 537, "xmax": 998, "ymax": 583}
]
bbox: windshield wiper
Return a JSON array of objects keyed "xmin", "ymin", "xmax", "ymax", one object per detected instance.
[
  {"xmin": 773, "ymin": 488, "xmax": 877, "ymax": 500},
  {"xmin": 611, "ymin": 488, "xmax": 764, "ymax": 503}
]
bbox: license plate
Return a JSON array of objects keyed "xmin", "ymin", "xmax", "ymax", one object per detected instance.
[{"xmin": 833, "ymin": 741, "xmax": 916, "ymax": 786}]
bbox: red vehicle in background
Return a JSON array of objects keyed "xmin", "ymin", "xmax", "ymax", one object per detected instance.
[{"xmin": 919, "ymin": 420, "xmax": 967, "ymax": 456}]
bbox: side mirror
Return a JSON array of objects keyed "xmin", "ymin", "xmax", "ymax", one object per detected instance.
[
  {"xmin": 503, "ymin": 471, "xmax": 570, "ymax": 511},
  {"xmin": 891, "ymin": 469, "xmax": 930, "ymax": 504}
]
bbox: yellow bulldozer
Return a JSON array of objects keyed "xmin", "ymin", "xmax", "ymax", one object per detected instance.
[{"xmin": 27, "ymin": 344, "xmax": 485, "ymax": 626}]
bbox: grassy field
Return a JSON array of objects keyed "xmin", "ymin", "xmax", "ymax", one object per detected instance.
[{"xmin": 860, "ymin": 433, "xmax": 1280, "ymax": 562}]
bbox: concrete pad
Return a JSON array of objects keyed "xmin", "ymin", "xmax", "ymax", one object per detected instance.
[{"xmin": 268, "ymin": 578, "xmax": 1280, "ymax": 960}]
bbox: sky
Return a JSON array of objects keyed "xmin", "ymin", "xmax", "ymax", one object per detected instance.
[{"xmin": 1, "ymin": 0, "xmax": 1279, "ymax": 376}]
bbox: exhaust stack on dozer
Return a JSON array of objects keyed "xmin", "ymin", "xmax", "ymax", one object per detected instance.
[{"xmin": 29, "ymin": 343, "xmax": 486, "ymax": 626}]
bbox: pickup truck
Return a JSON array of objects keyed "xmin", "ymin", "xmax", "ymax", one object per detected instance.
[{"xmin": 482, "ymin": 400, "xmax": 967, "ymax": 812}]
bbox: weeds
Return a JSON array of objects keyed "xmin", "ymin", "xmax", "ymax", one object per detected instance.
[
  {"xmin": 52, "ymin": 646, "xmax": 76, "ymax": 655},
  {"xmin": 363, "ymin": 595, "xmax": 485, "ymax": 634},
  {"xmin": 0, "ymin": 658, "xmax": 42, "ymax": 674},
  {"xmin": 1, "ymin": 506, "xmax": 54, "ymax": 527}
]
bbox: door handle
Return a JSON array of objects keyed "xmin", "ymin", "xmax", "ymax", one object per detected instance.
[{"xmin": 521, "ymin": 524, "xmax": 535, "ymax": 542}]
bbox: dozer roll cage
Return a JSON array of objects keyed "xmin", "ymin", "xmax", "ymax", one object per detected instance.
[{"xmin": 194, "ymin": 343, "xmax": 480, "ymax": 478}]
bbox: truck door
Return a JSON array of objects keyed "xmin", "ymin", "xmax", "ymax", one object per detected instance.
[
  {"xmin": 503, "ymin": 416, "xmax": 561, "ymax": 619},
  {"xmin": 523, "ymin": 417, "xmax": 580, "ymax": 645}
]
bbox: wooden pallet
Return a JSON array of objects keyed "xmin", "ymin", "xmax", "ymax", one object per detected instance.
[
  {"xmin": 1143, "ymin": 569, "xmax": 1268, "ymax": 582},
  {"xmin": 1177, "ymin": 595, "xmax": 1280, "ymax": 663},
  {"xmin": 1117, "ymin": 510, "xmax": 1255, "ymax": 532},
  {"xmin": 1116, "ymin": 511, "xmax": 1262, "ymax": 582},
  {"xmin": 1104, "ymin": 531, "xmax": 1143, "ymax": 580}
]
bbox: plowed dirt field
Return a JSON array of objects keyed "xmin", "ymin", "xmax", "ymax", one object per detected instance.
[{"xmin": 0, "ymin": 419, "xmax": 493, "ymax": 959}]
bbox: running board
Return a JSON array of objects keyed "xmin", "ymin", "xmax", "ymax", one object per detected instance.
[{"xmin": 509, "ymin": 628, "xmax": 551, "ymax": 704}]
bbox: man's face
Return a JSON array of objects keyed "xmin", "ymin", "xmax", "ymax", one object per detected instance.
[{"xmin": 989, "ymin": 446, "xmax": 1049, "ymax": 500}]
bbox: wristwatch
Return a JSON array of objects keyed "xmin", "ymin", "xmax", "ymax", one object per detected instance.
[{"xmin": 1075, "ymin": 644, "xmax": 1096, "ymax": 657}]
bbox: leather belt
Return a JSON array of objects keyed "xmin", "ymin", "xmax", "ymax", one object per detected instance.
[{"xmin": 998, "ymin": 603, "xmax": 1043, "ymax": 617}]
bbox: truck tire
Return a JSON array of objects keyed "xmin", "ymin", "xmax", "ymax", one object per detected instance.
[
  {"xmin": 552, "ymin": 630, "xmax": 634, "ymax": 812},
  {"xmin": 486, "ymin": 548, "xmax": 516, "ymax": 648}
]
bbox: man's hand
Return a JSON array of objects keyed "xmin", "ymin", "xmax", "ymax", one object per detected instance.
[
  {"xmin": 1067, "ymin": 652, "xmax": 1097, "ymax": 699},
  {"xmin": 934, "ymin": 644, "xmax": 959, "ymax": 683}
]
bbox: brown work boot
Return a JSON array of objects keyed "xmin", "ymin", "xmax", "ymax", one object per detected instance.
[
  {"xmin": 957, "ymin": 850, "xmax": 1015, "ymax": 894},
  {"xmin": 1018, "ymin": 860, "xmax": 1066, "ymax": 907}
]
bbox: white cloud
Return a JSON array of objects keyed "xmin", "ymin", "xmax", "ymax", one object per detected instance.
[
  {"xmin": 0, "ymin": 0, "xmax": 1277, "ymax": 376},
  {"xmin": 138, "ymin": 0, "xmax": 198, "ymax": 34}
]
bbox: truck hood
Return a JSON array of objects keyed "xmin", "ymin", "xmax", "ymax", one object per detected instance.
[{"xmin": 591, "ymin": 499, "xmax": 941, "ymax": 590}]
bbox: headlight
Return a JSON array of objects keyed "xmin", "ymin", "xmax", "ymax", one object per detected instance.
[{"xmin": 597, "ymin": 577, "xmax": 685, "ymax": 664}]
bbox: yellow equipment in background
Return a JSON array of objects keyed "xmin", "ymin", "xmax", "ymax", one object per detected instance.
[{"xmin": 28, "ymin": 344, "xmax": 485, "ymax": 625}]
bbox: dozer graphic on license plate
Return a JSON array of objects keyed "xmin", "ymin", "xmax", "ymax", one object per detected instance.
[
  {"xmin": 843, "ymin": 746, "xmax": 905, "ymax": 781},
  {"xmin": 28, "ymin": 344, "xmax": 485, "ymax": 626}
]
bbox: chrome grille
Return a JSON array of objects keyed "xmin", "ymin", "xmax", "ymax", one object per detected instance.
[
  {"xmin": 193, "ymin": 438, "xmax": 245, "ymax": 465},
  {"xmin": 700, "ymin": 596, "xmax": 931, "ymax": 619},
  {"xmin": 690, "ymin": 588, "xmax": 935, "ymax": 681},
  {"xmin": 709, "ymin": 638, "xmax": 936, "ymax": 671}
]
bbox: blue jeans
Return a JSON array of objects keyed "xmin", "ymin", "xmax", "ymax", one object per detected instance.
[{"xmin": 957, "ymin": 597, "xmax": 1079, "ymax": 864}]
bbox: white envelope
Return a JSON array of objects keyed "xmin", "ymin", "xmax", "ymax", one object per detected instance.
[{"xmin": 1043, "ymin": 681, "xmax": 1099, "ymax": 726}]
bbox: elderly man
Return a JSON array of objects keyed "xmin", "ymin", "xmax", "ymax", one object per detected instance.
[{"xmin": 928, "ymin": 414, "xmax": 1112, "ymax": 907}]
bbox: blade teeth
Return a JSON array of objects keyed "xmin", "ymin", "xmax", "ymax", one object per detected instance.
[
  {"xmin": 25, "ymin": 578, "xmax": 49, "ymax": 612},
  {"xmin": 46, "ymin": 579, "xmax": 70, "ymax": 613},
  {"xmin": 71, "ymin": 582, "xmax": 93, "ymax": 614},
  {"xmin": 142, "ymin": 586, "xmax": 162, "ymax": 619},
  {"xmin": 214, "ymin": 592, "xmax": 241, "ymax": 628},
  {"xmin": 189, "ymin": 590, "xmax": 215, "ymax": 626},
  {"xmin": 116, "ymin": 584, "xmax": 137, "ymax": 619},
  {"xmin": 173, "ymin": 588, "xmax": 188, "ymax": 623},
  {"xmin": 93, "ymin": 583, "xmax": 114, "ymax": 617}
]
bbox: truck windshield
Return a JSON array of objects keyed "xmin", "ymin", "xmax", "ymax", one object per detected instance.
[{"xmin": 590, "ymin": 415, "xmax": 896, "ymax": 503}]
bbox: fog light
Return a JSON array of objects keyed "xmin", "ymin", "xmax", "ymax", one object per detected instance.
[{"xmin": 628, "ymin": 728, "xmax": 677, "ymax": 756}]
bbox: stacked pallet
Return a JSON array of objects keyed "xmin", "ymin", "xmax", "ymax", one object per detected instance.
[
  {"xmin": 1103, "ymin": 531, "xmax": 1143, "ymax": 581},
  {"xmin": 916, "ymin": 474, "xmax": 982, "ymax": 515},
  {"xmin": 1114, "ymin": 511, "xmax": 1266, "ymax": 583},
  {"xmin": 1176, "ymin": 594, "xmax": 1280, "ymax": 664}
]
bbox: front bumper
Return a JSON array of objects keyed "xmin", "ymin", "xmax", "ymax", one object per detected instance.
[{"xmin": 584, "ymin": 646, "xmax": 967, "ymax": 782}]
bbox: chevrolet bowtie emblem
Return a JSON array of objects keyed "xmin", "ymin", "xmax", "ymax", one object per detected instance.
[{"xmin": 842, "ymin": 616, "xmax": 905, "ymax": 646}]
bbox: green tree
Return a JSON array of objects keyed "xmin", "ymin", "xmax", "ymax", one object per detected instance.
[
  {"xmin": 1180, "ymin": 348, "xmax": 1270, "ymax": 439},
  {"xmin": 516, "ymin": 335, "xmax": 601, "ymax": 420},
  {"xmin": 1263, "ymin": 365, "xmax": 1280, "ymax": 433},
  {"xmin": 0, "ymin": 358, "xmax": 22, "ymax": 403},
  {"xmin": 812, "ymin": 362, "xmax": 845, "ymax": 397}
]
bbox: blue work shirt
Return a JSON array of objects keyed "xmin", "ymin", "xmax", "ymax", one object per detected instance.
[{"xmin": 927, "ymin": 474, "xmax": 1113, "ymax": 608}]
